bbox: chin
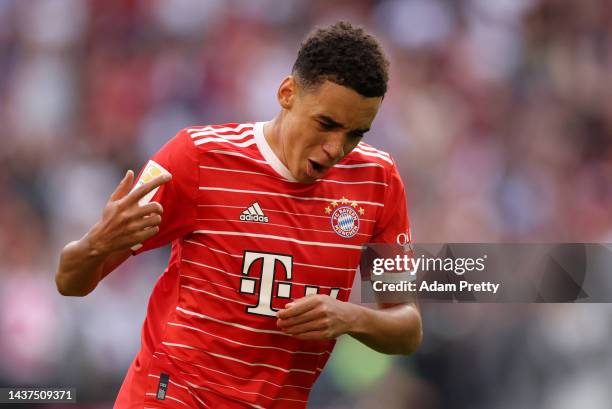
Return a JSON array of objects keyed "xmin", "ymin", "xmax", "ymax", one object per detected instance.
[
  {"xmin": 296, "ymin": 174, "xmax": 317, "ymax": 184},
  {"xmin": 288, "ymin": 165, "xmax": 310, "ymax": 183},
  {"xmin": 296, "ymin": 171, "xmax": 317, "ymax": 184}
]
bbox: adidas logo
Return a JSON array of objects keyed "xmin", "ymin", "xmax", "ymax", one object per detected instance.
[{"xmin": 240, "ymin": 202, "xmax": 269, "ymax": 223}]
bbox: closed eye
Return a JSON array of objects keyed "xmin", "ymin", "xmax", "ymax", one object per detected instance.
[{"xmin": 318, "ymin": 121, "xmax": 336, "ymax": 131}]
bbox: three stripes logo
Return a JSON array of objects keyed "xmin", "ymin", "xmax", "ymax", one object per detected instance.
[{"xmin": 240, "ymin": 202, "xmax": 269, "ymax": 223}]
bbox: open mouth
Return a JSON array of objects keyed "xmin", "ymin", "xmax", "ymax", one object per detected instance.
[{"xmin": 307, "ymin": 159, "xmax": 328, "ymax": 179}]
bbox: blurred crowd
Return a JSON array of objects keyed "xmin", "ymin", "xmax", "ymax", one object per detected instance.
[{"xmin": 1, "ymin": 0, "xmax": 612, "ymax": 408}]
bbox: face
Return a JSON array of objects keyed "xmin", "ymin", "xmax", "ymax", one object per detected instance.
[{"xmin": 276, "ymin": 77, "xmax": 383, "ymax": 183}]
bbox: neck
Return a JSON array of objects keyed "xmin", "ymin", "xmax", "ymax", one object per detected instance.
[{"xmin": 263, "ymin": 114, "xmax": 289, "ymax": 169}]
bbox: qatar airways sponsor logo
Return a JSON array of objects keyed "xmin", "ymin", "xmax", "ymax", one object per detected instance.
[
  {"xmin": 396, "ymin": 229, "xmax": 412, "ymax": 246},
  {"xmin": 395, "ymin": 229, "xmax": 414, "ymax": 253}
]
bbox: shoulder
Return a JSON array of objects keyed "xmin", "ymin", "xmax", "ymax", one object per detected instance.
[
  {"xmin": 149, "ymin": 122, "xmax": 256, "ymax": 174},
  {"xmin": 339, "ymin": 141, "xmax": 400, "ymax": 182},
  {"xmin": 177, "ymin": 122, "xmax": 256, "ymax": 151},
  {"xmin": 344, "ymin": 142, "xmax": 395, "ymax": 167}
]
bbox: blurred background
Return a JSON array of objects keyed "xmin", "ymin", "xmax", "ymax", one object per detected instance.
[{"xmin": 1, "ymin": 0, "xmax": 612, "ymax": 408}]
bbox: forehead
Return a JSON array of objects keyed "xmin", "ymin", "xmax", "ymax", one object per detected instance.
[{"xmin": 299, "ymin": 80, "xmax": 382, "ymax": 128}]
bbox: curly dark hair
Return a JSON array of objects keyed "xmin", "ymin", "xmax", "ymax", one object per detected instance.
[{"xmin": 292, "ymin": 21, "xmax": 389, "ymax": 98}]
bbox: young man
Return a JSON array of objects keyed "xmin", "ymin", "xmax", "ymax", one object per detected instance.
[{"xmin": 56, "ymin": 21, "xmax": 422, "ymax": 408}]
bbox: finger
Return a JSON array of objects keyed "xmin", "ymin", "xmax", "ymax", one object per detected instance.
[
  {"xmin": 124, "ymin": 173, "xmax": 172, "ymax": 206},
  {"xmin": 129, "ymin": 225, "xmax": 160, "ymax": 245},
  {"xmin": 131, "ymin": 202, "xmax": 164, "ymax": 219},
  {"xmin": 277, "ymin": 296, "xmax": 320, "ymax": 319},
  {"xmin": 110, "ymin": 170, "xmax": 134, "ymax": 201},
  {"xmin": 280, "ymin": 318, "xmax": 328, "ymax": 335},
  {"xmin": 276, "ymin": 308, "xmax": 322, "ymax": 329},
  {"xmin": 108, "ymin": 225, "xmax": 160, "ymax": 252},
  {"xmin": 129, "ymin": 214, "xmax": 162, "ymax": 231}
]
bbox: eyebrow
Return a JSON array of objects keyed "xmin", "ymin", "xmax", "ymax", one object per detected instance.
[{"xmin": 316, "ymin": 114, "xmax": 370, "ymax": 134}]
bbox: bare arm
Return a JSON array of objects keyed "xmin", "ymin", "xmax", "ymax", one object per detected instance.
[
  {"xmin": 55, "ymin": 170, "xmax": 171, "ymax": 296},
  {"xmin": 55, "ymin": 241, "xmax": 131, "ymax": 296},
  {"xmin": 277, "ymin": 296, "xmax": 422, "ymax": 355},
  {"xmin": 346, "ymin": 302, "xmax": 422, "ymax": 355}
]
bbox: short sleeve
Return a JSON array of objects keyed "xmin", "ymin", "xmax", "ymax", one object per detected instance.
[
  {"xmin": 131, "ymin": 129, "xmax": 199, "ymax": 255},
  {"xmin": 370, "ymin": 158, "xmax": 412, "ymax": 246}
]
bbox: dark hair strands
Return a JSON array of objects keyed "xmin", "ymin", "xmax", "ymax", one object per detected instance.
[{"xmin": 292, "ymin": 21, "xmax": 389, "ymax": 98}]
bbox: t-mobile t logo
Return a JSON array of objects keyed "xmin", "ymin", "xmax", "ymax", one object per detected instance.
[{"xmin": 239, "ymin": 251, "xmax": 339, "ymax": 317}]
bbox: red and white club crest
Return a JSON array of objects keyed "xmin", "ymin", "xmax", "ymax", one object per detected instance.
[{"xmin": 325, "ymin": 197, "xmax": 365, "ymax": 239}]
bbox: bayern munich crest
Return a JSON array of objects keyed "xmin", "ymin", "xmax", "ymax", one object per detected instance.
[{"xmin": 325, "ymin": 197, "xmax": 365, "ymax": 238}]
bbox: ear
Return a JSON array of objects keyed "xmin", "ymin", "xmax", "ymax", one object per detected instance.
[{"xmin": 277, "ymin": 76, "xmax": 296, "ymax": 110}]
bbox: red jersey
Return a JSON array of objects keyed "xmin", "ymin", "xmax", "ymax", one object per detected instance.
[{"xmin": 114, "ymin": 122, "xmax": 410, "ymax": 408}]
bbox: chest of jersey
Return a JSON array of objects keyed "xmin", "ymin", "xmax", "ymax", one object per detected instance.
[{"xmin": 178, "ymin": 148, "xmax": 385, "ymax": 318}]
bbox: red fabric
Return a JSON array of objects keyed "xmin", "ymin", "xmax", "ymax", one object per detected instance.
[{"xmin": 115, "ymin": 123, "xmax": 411, "ymax": 408}]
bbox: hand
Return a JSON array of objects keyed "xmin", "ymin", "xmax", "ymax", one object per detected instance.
[
  {"xmin": 276, "ymin": 294, "xmax": 355, "ymax": 340},
  {"xmin": 85, "ymin": 170, "xmax": 171, "ymax": 256}
]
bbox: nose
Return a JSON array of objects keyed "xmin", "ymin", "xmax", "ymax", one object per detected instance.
[{"xmin": 322, "ymin": 133, "xmax": 345, "ymax": 163}]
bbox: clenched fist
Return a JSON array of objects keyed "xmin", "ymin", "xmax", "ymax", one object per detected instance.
[{"xmin": 276, "ymin": 294, "xmax": 355, "ymax": 340}]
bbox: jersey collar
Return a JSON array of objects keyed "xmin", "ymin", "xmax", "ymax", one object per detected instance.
[{"xmin": 254, "ymin": 121, "xmax": 298, "ymax": 182}]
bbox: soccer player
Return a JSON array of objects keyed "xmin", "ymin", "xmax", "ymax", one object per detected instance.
[{"xmin": 56, "ymin": 21, "xmax": 422, "ymax": 408}]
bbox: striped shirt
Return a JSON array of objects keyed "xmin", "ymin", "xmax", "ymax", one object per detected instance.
[{"xmin": 114, "ymin": 122, "xmax": 410, "ymax": 409}]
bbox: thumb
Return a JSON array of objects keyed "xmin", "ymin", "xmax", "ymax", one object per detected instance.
[{"xmin": 110, "ymin": 170, "xmax": 134, "ymax": 201}]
